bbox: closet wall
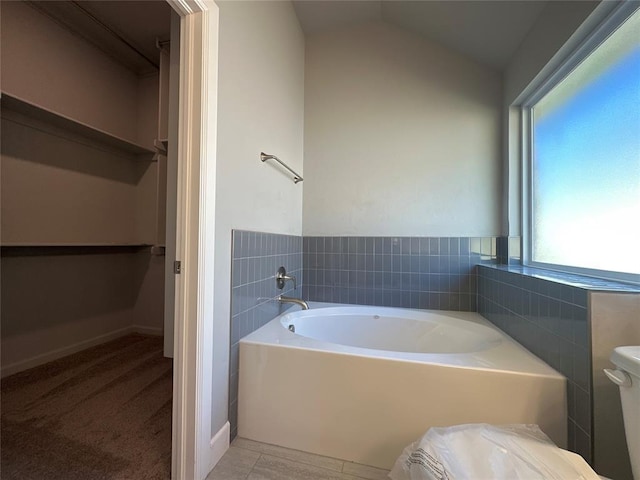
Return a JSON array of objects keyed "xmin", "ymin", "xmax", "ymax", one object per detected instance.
[{"xmin": 1, "ymin": 1, "xmax": 170, "ymax": 376}]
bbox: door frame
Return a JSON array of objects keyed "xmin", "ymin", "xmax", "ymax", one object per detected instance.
[{"xmin": 165, "ymin": 1, "xmax": 221, "ymax": 479}]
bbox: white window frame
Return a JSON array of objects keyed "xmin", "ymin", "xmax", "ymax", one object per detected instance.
[{"xmin": 521, "ymin": 1, "xmax": 640, "ymax": 285}]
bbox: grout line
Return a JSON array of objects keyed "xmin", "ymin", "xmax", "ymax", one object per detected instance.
[
  {"xmin": 230, "ymin": 439, "xmax": 389, "ymax": 480},
  {"xmin": 248, "ymin": 453, "xmax": 263, "ymax": 478}
]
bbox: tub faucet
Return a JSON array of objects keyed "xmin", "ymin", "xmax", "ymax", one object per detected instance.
[
  {"xmin": 278, "ymin": 295, "xmax": 309, "ymax": 310},
  {"xmin": 276, "ymin": 266, "xmax": 297, "ymax": 290}
]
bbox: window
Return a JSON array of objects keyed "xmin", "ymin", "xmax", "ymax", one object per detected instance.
[{"xmin": 524, "ymin": 5, "xmax": 640, "ymax": 283}]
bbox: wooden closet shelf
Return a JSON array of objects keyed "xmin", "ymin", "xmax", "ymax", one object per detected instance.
[
  {"xmin": 1, "ymin": 243, "xmax": 153, "ymax": 248},
  {"xmin": 1, "ymin": 93, "xmax": 156, "ymax": 157},
  {"xmin": 0, "ymin": 244, "xmax": 156, "ymax": 258}
]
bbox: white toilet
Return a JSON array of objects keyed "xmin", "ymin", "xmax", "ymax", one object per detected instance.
[{"xmin": 604, "ymin": 346, "xmax": 640, "ymax": 480}]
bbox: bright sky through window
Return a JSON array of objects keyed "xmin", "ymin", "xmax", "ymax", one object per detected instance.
[{"xmin": 532, "ymin": 9, "xmax": 640, "ymax": 276}]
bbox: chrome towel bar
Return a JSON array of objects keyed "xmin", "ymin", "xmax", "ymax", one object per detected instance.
[{"xmin": 260, "ymin": 152, "xmax": 303, "ymax": 184}]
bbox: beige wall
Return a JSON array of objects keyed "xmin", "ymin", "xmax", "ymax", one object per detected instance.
[
  {"xmin": 1, "ymin": 250, "xmax": 135, "ymax": 375},
  {"xmin": 211, "ymin": 0, "xmax": 305, "ymax": 432},
  {"xmin": 0, "ymin": 117, "xmax": 140, "ymax": 246},
  {"xmin": 303, "ymin": 22, "xmax": 502, "ymax": 237},
  {"xmin": 1, "ymin": 1, "xmax": 140, "ymax": 143},
  {"xmin": 1, "ymin": 248, "xmax": 164, "ymax": 376},
  {"xmin": 132, "ymin": 251, "xmax": 166, "ymax": 336},
  {"xmin": 0, "ymin": 2, "xmax": 165, "ymax": 375}
]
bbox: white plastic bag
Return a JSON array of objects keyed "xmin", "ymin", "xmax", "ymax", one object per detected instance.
[{"xmin": 389, "ymin": 424, "xmax": 600, "ymax": 480}]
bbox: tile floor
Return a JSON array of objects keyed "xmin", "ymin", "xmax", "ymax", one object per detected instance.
[{"xmin": 206, "ymin": 437, "xmax": 390, "ymax": 480}]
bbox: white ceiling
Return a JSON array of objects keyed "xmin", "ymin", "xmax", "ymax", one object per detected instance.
[{"xmin": 293, "ymin": 0, "xmax": 550, "ymax": 70}]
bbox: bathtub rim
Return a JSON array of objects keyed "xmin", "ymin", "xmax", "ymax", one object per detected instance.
[
  {"xmin": 240, "ymin": 302, "xmax": 565, "ymax": 379},
  {"xmin": 279, "ymin": 306, "xmax": 504, "ymax": 354}
]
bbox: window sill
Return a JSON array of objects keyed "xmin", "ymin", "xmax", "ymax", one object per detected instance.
[{"xmin": 479, "ymin": 264, "xmax": 640, "ymax": 293}]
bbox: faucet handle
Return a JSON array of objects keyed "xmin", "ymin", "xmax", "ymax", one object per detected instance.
[{"xmin": 276, "ymin": 266, "xmax": 296, "ymax": 290}]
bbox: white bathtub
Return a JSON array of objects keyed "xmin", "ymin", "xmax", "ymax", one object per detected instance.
[{"xmin": 238, "ymin": 303, "xmax": 567, "ymax": 469}]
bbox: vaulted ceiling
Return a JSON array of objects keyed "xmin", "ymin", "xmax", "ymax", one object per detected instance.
[
  {"xmin": 30, "ymin": 0, "xmax": 557, "ymax": 73},
  {"xmin": 293, "ymin": 0, "xmax": 551, "ymax": 70}
]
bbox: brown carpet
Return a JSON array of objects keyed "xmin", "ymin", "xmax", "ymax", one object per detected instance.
[{"xmin": 1, "ymin": 334, "xmax": 172, "ymax": 480}]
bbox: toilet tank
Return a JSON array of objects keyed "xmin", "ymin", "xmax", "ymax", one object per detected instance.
[{"xmin": 609, "ymin": 346, "xmax": 640, "ymax": 480}]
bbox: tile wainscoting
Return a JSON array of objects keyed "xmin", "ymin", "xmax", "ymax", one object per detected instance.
[
  {"xmin": 229, "ymin": 230, "xmax": 303, "ymax": 439},
  {"xmin": 303, "ymin": 236, "xmax": 498, "ymax": 311},
  {"xmin": 229, "ymin": 233, "xmax": 495, "ymax": 437},
  {"xmin": 478, "ymin": 264, "xmax": 640, "ymax": 479},
  {"xmin": 228, "ymin": 231, "xmax": 638, "ymax": 478},
  {"xmin": 478, "ymin": 265, "xmax": 591, "ymax": 460}
]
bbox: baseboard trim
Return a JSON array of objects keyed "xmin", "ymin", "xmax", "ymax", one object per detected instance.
[
  {"xmin": 132, "ymin": 325, "xmax": 163, "ymax": 336},
  {"xmin": 1, "ymin": 326, "xmax": 136, "ymax": 378},
  {"xmin": 208, "ymin": 422, "xmax": 230, "ymax": 474}
]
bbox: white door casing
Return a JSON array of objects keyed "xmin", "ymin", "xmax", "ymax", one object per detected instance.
[{"xmin": 165, "ymin": 1, "xmax": 223, "ymax": 479}]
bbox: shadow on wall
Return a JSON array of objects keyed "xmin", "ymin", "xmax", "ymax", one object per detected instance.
[{"xmin": 1, "ymin": 247, "xmax": 140, "ymax": 335}]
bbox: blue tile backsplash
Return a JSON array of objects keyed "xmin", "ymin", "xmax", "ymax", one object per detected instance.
[
  {"xmin": 229, "ymin": 230, "xmax": 303, "ymax": 439},
  {"xmin": 228, "ymin": 230, "xmax": 638, "ymax": 464},
  {"xmin": 478, "ymin": 264, "xmax": 592, "ymax": 462},
  {"xmin": 477, "ymin": 250, "xmax": 639, "ymax": 469},
  {"xmin": 303, "ymin": 236, "xmax": 498, "ymax": 311}
]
